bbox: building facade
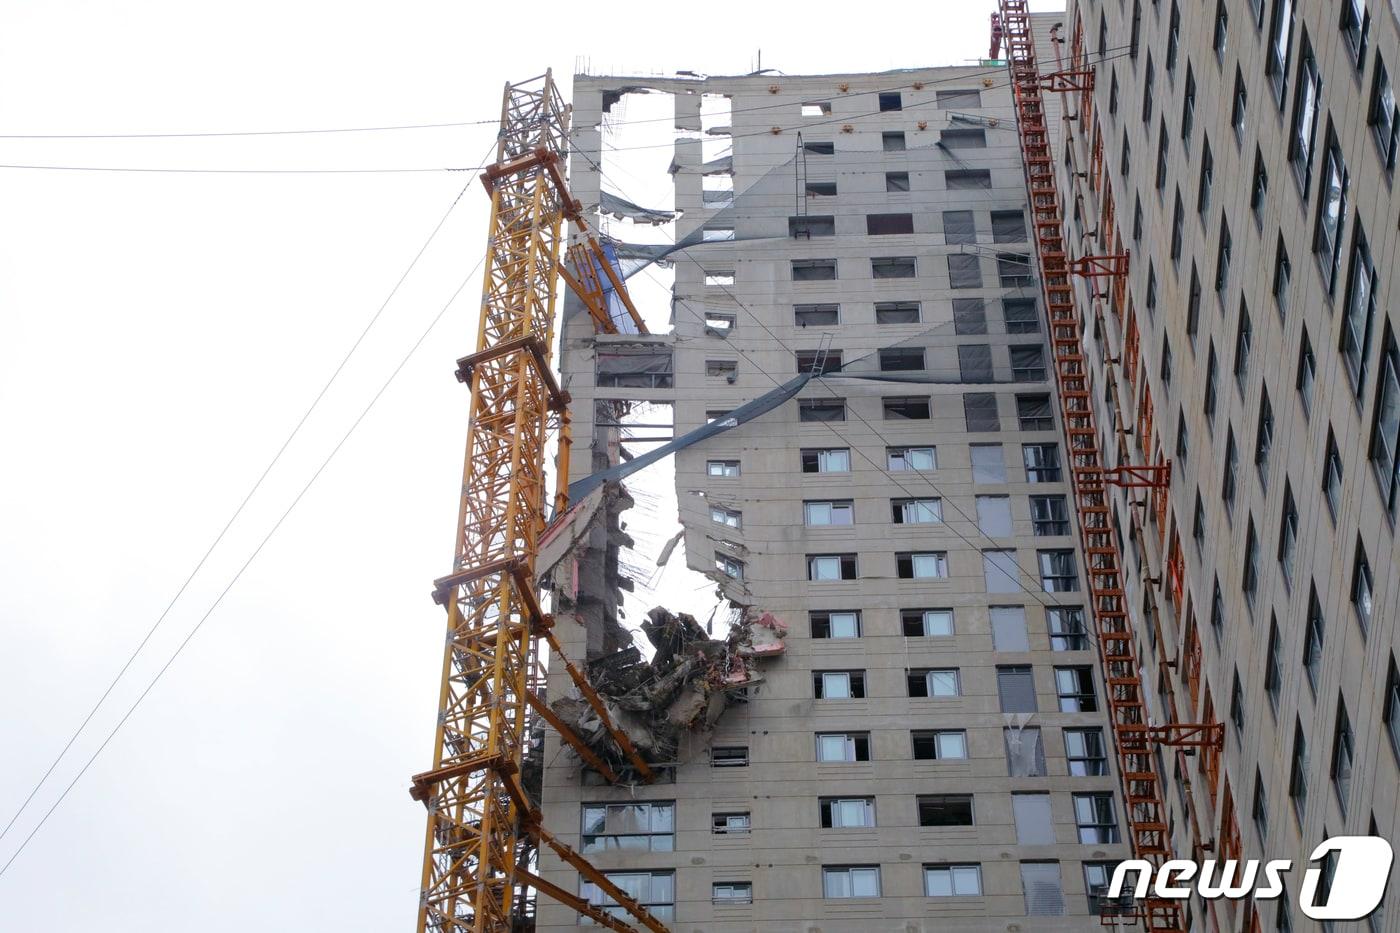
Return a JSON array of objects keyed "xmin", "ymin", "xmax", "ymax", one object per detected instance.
[
  {"xmin": 536, "ymin": 35, "xmax": 1157, "ymax": 930},
  {"xmin": 1047, "ymin": 0, "xmax": 1400, "ymax": 930}
]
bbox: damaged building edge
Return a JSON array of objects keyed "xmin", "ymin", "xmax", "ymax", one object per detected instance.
[{"xmin": 537, "ymin": 478, "xmax": 788, "ymax": 784}]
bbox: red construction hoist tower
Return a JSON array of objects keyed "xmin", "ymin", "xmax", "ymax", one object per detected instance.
[{"xmin": 997, "ymin": 3, "xmax": 1187, "ymax": 929}]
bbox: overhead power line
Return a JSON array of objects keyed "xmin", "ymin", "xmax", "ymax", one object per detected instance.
[
  {"xmin": 0, "ymin": 163, "xmax": 473, "ymax": 174},
  {"xmin": 0, "ymin": 140, "xmax": 493, "ymax": 858},
  {"xmin": 0, "ymin": 44, "xmax": 1130, "ymax": 150},
  {"xmin": 0, "ymin": 251, "xmax": 484, "ymax": 883}
]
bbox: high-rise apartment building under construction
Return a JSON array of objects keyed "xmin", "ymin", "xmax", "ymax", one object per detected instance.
[{"xmin": 495, "ymin": 3, "xmax": 1400, "ymax": 930}]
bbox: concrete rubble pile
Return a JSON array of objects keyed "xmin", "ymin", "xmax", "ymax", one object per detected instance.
[{"xmin": 550, "ymin": 607, "xmax": 787, "ymax": 778}]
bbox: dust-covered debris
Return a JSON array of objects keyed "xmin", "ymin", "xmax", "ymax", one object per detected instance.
[{"xmin": 547, "ymin": 606, "xmax": 787, "ymax": 779}]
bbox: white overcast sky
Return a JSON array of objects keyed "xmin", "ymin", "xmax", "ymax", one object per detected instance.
[{"xmin": 0, "ymin": 2, "xmax": 1060, "ymax": 929}]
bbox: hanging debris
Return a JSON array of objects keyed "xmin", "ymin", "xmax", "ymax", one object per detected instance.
[{"xmin": 548, "ymin": 606, "xmax": 787, "ymax": 779}]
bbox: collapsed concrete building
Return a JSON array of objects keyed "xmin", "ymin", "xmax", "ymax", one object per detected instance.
[{"xmin": 535, "ymin": 38, "xmax": 1138, "ymax": 930}]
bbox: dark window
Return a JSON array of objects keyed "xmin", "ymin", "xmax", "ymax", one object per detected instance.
[
  {"xmin": 1266, "ymin": 0, "xmax": 1296, "ymax": 102},
  {"xmin": 912, "ymin": 729, "xmax": 968, "ymax": 760},
  {"xmin": 1167, "ymin": 3, "xmax": 1181, "ymax": 73},
  {"xmin": 805, "ymin": 182, "xmax": 837, "ymax": 197},
  {"xmin": 1230, "ymin": 669, "xmax": 1246, "ymax": 733},
  {"xmin": 1022, "ymin": 443, "xmax": 1061, "ymax": 482},
  {"xmin": 803, "ymin": 140, "xmax": 835, "ymax": 155},
  {"xmin": 712, "ymin": 746, "xmax": 748, "ymax": 767},
  {"xmin": 1010, "ymin": 345, "xmax": 1046, "ymax": 382},
  {"xmin": 947, "ymin": 254, "xmax": 983, "ymax": 288},
  {"xmin": 794, "ymin": 303, "xmax": 839, "ymax": 326},
  {"xmin": 1205, "ymin": 344, "xmax": 1219, "ymax": 423},
  {"xmin": 1290, "ymin": 40, "xmax": 1321, "ymax": 193},
  {"xmin": 1342, "ymin": 0, "xmax": 1370, "ymax": 66},
  {"xmin": 1324, "ymin": 429, "xmax": 1343, "ymax": 518},
  {"xmin": 885, "ymin": 171, "xmax": 910, "ymax": 192},
  {"xmin": 1223, "ymin": 428, "xmax": 1239, "ymax": 511},
  {"xmin": 884, "ymin": 396, "xmax": 931, "ymax": 420},
  {"xmin": 1183, "ymin": 65, "xmax": 1197, "ymax": 142},
  {"xmin": 1332, "ymin": 699, "xmax": 1354, "ymax": 813},
  {"xmin": 907, "ymin": 668, "xmax": 960, "ymax": 698},
  {"xmin": 1055, "ymin": 666, "xmax": 1097, "ymax": 712},
  {"xmin": 789, "ymin": 215, "xmax": 835, "ymax": 238},
  {"xmin": 1279, "ymin": 484, "xmax": 1298, "ymax": 584},
  {"xmin": 1233, "ymin": 301, "xmax": 1251, "ymax": 391},
  {"xmin": 871, "ymin": 256, "xmax": 916, "ymax": 279},
  {"xmin": 878, "ymin": 91, "xmax": 902, "ymax": 112},
  {"xmin": 1031, "ymin": 495, "xmax": 1070, "ymax": 535},
  {"xmin": 1315, "ymin": 129, "xmax": 1349, "ymax": 294},
  {"xmin": 1385, "ymin": 656, "xmax": 1400, "ymax": 760},
  {"xmin": 1254, "ymin": 389, "xmax": 1274, "ymax": 481},
  {"xmin": 1231, "ymin": 68, "xmax": 1248, "ymax": 138},
  {"xmin": 1213, "ymin": 0, "xmax": 1229, "ymax": 59},
  {"xmin": 801, "ymin": 447, "xmax": 850, "ymax": 473},
  {"xmin": 992, "ymin": 211, "xmax": 1027, "ymax": 242},
  {"xmin": 963, "ymin": 392, "xmax": 999, "ymax": 431},
  {"xmin": 875, "ymin": 301, "xmax": 920, "ymax": 324},
  {"xmin": 1073, "ymin": 793, "xmax": 1119, "ymax": 843},
  {"xmin": 963, "ymin": 344, "xmax": 996, "ymax": 381},
  {"xmin": 1170, "ymin": 191, "xmax": 1184, "ymax": 261},
  {"xmin": 1215, "ymin": 219, "xmax": 1233, "ymax": 294},
  {"xmin": 867, "ymin": 213, "xmax": 914, "ymax": 235},
  {"xmin": 799, "ymin": 398, "xmax": 846, "ymax": 421},
  {"xmin": 918, "ymin": 795, "xmax": 974, "ymax": 827},
  {"xmin": 945, "ymin": 170, "xmax": 991, "ymax": 190},
  {"xmin": 1297, "ymin": 327, "xmax": 1316, "ymax": 411},
  {"xmin": 792, "ymin": 258, "xmax": 837, "ymax": 281},
  {"xmin": 1372, "ymin": 333, "xmax": 1400, "ymax": 511},
  {"xmin": 1048, "ymin": 607, "xmax": 1088, "ymax": 649},
  {"xmin": 1371, "ymin": 56, "xmax": 1399, "ymax": 171},
  {"xmin": 1289, "ymin": 720, "xmax": 1308, "ymax": 819},
  {"xmin": 1342, "ymin": 227, "xmax": 1378, "ymax": 392},
  {"xmin": 1155, "ymin": 120, "xmax": 1169, "ymax": 190},
  {"xmin": 1274, "ymin": 237, "xmax": 1292, "ymax": 316},
  {"xmin": 997, "ymin": 253, "xmax": 1033, "ymax": 287},
  {"xmin": 1251, "ymin": 150, "xmax": 1269, "ymax": 224},
  {"xmin": 1186, "ymin": 263, "xmax": 1200, "ymax": 338},
  {"xmin": 880, "ymin": 347, "xmax": 924, "ymax": 372},
  {"xmin": 1003, "ymin": 298, "xmax": 1039, "ymax": 334},
  {"xmin": 1352, "ymin": 540, "xmax": 1374, "ymax": 632},
  {"xmin": 1017, "ymin": 394, "xmax": 1054, "ymax": 431},
  {"xmin": 1038, "ymin": 549, "xmax": 1079, "ymax": 592},
  {"xmin": 1142, "ymin": 54, "xmax": 1156, "ymax": 123},
  {"xmin": 881, "ymin": 131, "xmax": 906, "ymax": 152},
  {"xmin": 997, "ymin": 666, "xmax": 1037, "ymax": 713},
  {"xmin": 940, "ymin": 129, "xmax": 987, "ymax": 149},
  {"xmin": 811, "ymin": 610, "xmax": 861, "ymax": 639},
  {"xmin": 952, "ymin": 299, "xmax": 985, "ymax": 334},
  {"xmin": 1198, "ymin": 138, "xmax": 1215, "ymax": 216},
  {"xmin": 1253, "ymin": 769, "xmax": 1269, "ymax": 839},
  {"xmin": 1065, "ymin": 728, "xmax": 1107, "ymax": 775},
  {"xmin": 1303, "ymin": 586, "xmax": 1324, "ymax": 689},
  {"xmin": 942, "ymin": 210, "xmax": 976, "ymax": 244},
  {"xmin": 1265, "ymin": 616, "xmax": 1283, "ymax": 710},
  {"xmin": 796, "ymin": 350, "xmax": 842, "ymax": 374}
]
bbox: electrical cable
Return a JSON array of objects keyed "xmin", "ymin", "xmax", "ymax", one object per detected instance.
[
  {"xmin": 0, "ymin": 255, "xmax": 484, "ymax": 883},
  {"xmin": 582, "ymin": 149, "xmax": 1080, "ymax": 616},
  {"xmin": 0, "ymin": 140, "xmax": 493, "ymax": 854},
  {"xmin": 0, "ymin": 45, "xmax": 1129, "ymax": 144}
]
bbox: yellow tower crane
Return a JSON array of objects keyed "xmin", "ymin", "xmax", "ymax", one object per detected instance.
[{"xmin": 409, "ymin": 71, "xmax": 667, "ymax": 933}]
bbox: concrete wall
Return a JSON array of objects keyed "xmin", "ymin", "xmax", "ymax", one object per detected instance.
[{"xmin": 534, "ymin": 39, "xmax": 1151, "ymax": 931}]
